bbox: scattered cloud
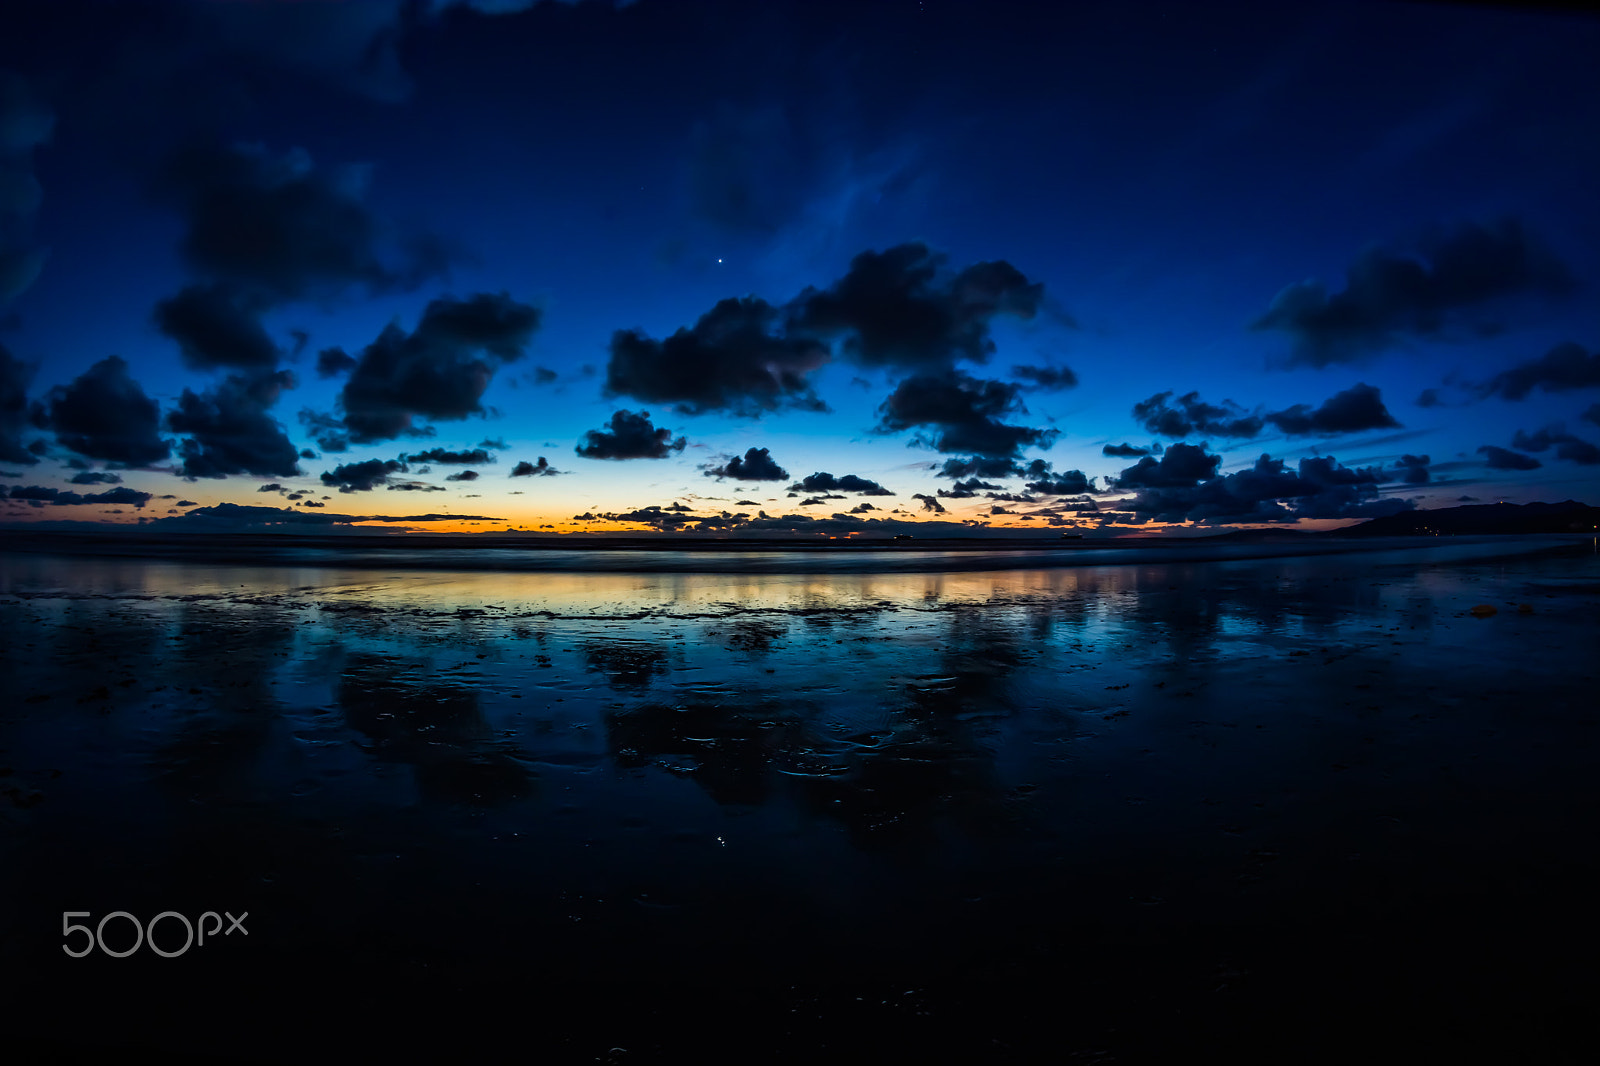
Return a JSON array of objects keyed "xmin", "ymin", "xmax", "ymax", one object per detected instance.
[
  {"xmin": 575, "ymin": 409, "xmax": 686, "ymax": 460},
  {"xmin": 28, "ymin": 356, "xmax": 171, "ymax": 466},
  {"xmin": 704, "ymin": 446, "xmax": 789, "ymax": 480}
]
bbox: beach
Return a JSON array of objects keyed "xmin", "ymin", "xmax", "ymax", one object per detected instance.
[{"xmin": 2, "ymin": 534, "xmax": 1597, "ymax": 1062}]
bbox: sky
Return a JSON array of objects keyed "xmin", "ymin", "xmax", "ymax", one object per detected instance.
[{"xmin": 0, "ymin": 0, "xmax": 1597, "ymax": 537}]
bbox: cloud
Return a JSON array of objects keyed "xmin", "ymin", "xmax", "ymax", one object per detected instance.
[
  {"xmin": 156, "ymin": 140, "xmax": 449, "ymax": 303},
  {"xmin": 1132, "ymin": 390, "xmax": 1264, "ymax": 439},
  {"xmin": 338, "ymin": 292, "xmax": 541, "ymax": 443},
  {"xmin": 1105, "ymin": 453, "xmax": 1408, "ymax": 524},
  {"xmin": 320, "ymin": 457, "xmax": 408, "ymax": 492},
  {"xmin": 1395, "ymin": 453, "xmax": 1431, "ymax": 484},
  {"xmin": 605, "ymin": 296, "xmax": 830, "ymax": 417},
  {"xmin": 787, "ymin": 471, "xmax": 893, "ymax": 495},
  {"xmin": 297, "ymin": 408, "xmax": 349, "ymax": 453},
  {"xmin": 1010, "ymin": 365, "xmax": 1078, "ymax": 390},
  {"xmin": 575, "ymin": 409, "xmax": 686, "ymax": 460},
  {"xmin": 911, "ymin": 493, "xmax": 947, "ymax": 513},
  {"xmin": 1509, "ymin": 425, "xmax": 1600, "ymax": 465},
  {"xmin": 0, "ymin": 71, "xmax": 52, "ymax": 304},
  {"xmin": 141, "ymin": 501, "xmax": 503, "ymax": 532},
  {"xmin": 1253, "ymin": 219, "xmax": 1575, "ymax": 366},
  {"xmin": 5, "ymin": 484, "xmax": 153, "ymax": 509},
  {"xmin": 848, "ymin": 502, "xmax": 876, "ymax": 513},
  {"xmin": 404, "ymin": 447, "xmax": 493, "ymax": 465},
  {"xmin": 153, "ymin": 283, "xmax": 280, "ymax": 371},
  {"xmin": 68, "ymin": 471, "xmax": 122, "ymax": 485},
  {"xmin": 1112, "ymin": 442, "xmax": 1223, "ymax": 489},
  {"xmin": 1478, "ymin": 342, "xmax": 1600, "ymax": 401},
  {"xmin": 1024, "ymin": 468, "xmax": 1095, "ymax": 495},
  {"xmin": 705, "ymin": 446, "xmax": 789, "ymax": 481},
  {"xmin": 510, "ymin": 457, "xmax": 560, "ymax": 477},
  {"xmin": 28, "ymin": 356, "xmax": 170, "ymax": 466},
  {"xmin": 445, "ymin": 469, "xmax": 479, "ymax": 481},
  {"xmin": 166, "ymin": 370, "xmax": 301, "ymax": 479},
  {"xmin": 1477, "ymin": 445, "xmax": 1541, "ymax": 470},
  {"xmin": 875, "ymin": 370, "xmax": 1057, "ymax": 457},
  {"xmin": 788, "ymin": 243, "xmax": 1045, "ymax": 371},
  {"xmin": 1416, "ymin": 388, "xmax": 1443, "ymax": 408},
  {"xmin": 1583, "ymin": 404, "xmax": 1600, "ymax": 429},
  {"xmin": 1264, "ymin": 383, "xmax": 1402, "ymax": 437},
  {"xmin": 316, "ymin": 347, "xmax": 359, "ymax": 378},
  {"xmin": 935, "ymin": 456, "xmax": 1024, "ymax": 480},
  {"xmin": 1102, "ymin": 442, "xmax": 1153, "ymax": 457},
  {"xmin": 0, "ymin": 343, "xmax": 39, "ymax": 464},
  {"xmin": 935, "ymin": 477, "xmax": 997, "ymax": 499}
]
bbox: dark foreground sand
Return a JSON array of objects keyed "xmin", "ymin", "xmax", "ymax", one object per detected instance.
[{"xmin": 1, "ymin": 537, "xmax": 1597, "ymax": 1063}]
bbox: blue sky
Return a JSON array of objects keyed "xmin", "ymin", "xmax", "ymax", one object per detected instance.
[{"xmin": 2, "ymin": 0, "xmax": 1597, "ymax": 536}]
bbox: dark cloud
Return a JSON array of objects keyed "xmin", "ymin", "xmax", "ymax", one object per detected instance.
[
  {"xmin": 338, "ymin": 292, "xmax": 541, "ymax": 443},
  {"xmin": 1106, "ymin": 453, "xmax": 1407, "ymax": 524},
  {"xmin": 1253, "ymin": 219, "xmax": 1575, "ymax": 366},
  {"xmin": 5, "ymin": 484, "xmax": 152, "ymax": 509},
  {"xmin": 1478, "ymin": 342, "xmax": 1600, "ymax": 401},
  {"xmin": 1133, "ymin": 390, "xmax": 1263, "ymax": 439},
  {"xmin": 156, "ymin": 140, "xmax": 449, "ymax": 303},
  {"xmin": 166, "ymin": 370, "xmax": 300, "ymax": 479},
  {"xmin": 788, "ymin": 471, "xmax": 893, "ymax": 495},
  {"xmin": 1264, "ymin": 383, "xmax": 1401, "ymax": 437},
  {"xmin": 404, "ymin": 447, "xmax": 493, "ymax": 465},
  {"xmin": 0, "ymin": 344, "xmax": 38, "ymax": 465},
  {"xmin": 936, "ymin": 477, "xmax": 998, "ymax": 499},
  {"xmin": 1583, "ymin": 404, "xmax": 1600, "ymax": 429},
  {"xmin": 575, "ymin": 410, "xmax": 686, "ymax": 461},
  {"xmin": 299, "ymin": 448, "xmax": 317, "ymax": 460},
  {"xmin": 1010, "ymin": 365, "xmax": 1078, "ymax": 390},
  {"xmin": 297, "ymin": 408, "xmax": 349, "ymax": 453},
  {"xmin": 510, "ymin": 457, "xmax": 560, "ymax": 477},
  {"xmin": 1510, "ymin": 426, "xmax": 1600, "ymax": 465},
  {"xmin": 68, "ymin": 471, "xmax": 122, "ymax": 485},
  {"xmin": 1024, "ymin": 469, "xmax": 1095, "ymax": 495},
  {"xmin": 911, "ymin": 493, "xmax": 947, "ymax": 513},
  {"xmin": 141, "ymin": 502, "xmax": 502, "ymax": 532},
  {"xmin": 1395, "ymin": 454, "xmax": 1432, "ymax": 484},
  {"xmin": 316, "ymin": 347, "xmax": 359, "ymax": 378},
  {"xmin": 788, "ymin": 243, "xmax": 1045, "ymax": 371},
  {"xmin": 257, "ymin": 482, "xmax": 283, "ymax": 492},
  {"xmin": 605, "ymin": 296, "xmax": 829, "ymax": 416},
  {"xmin": 320, "ymin": 457, "xmax": 407, "ymax": 492},
  {"xmin": 876, "ymin": 370, "xmax": 1056, "ymax": 457},
  {"xmin": 1477, "ymin": 445, "xmax": 1541, "ymax": 470},
  {"xmin": 28, "ymin": 356, "xmax": 170, "ymax": 466},
  {"xmin": 848, "ymin": 502, "xmax": 876, "ymax": 513},
  {"xmin": 153, "ymin": 283, "xmax": 279, "ymax": 371},
  {"xmin": 935, "ymin": 456, "xmax": 1024, "ymax": 480},
  {"xmin": 385, "ymin": 481, "xmax": 445, "ymax": 492},
  {"xmin": 478, "ymin": 437, "xmax": 507, "ymax": 450},
  {"xmin": 1112, "ymin": 442, "xmax": 1223, "ymax": 489},
  {"xmin": 1102, "ymin": 442, "xmax": 1153, "ymax": 457},
  {"xmin": 1416, "ymin": 388, "xmax": 1443, "ymax": 408},
  {"xmin": 705, "ymin": 446, "xmax": 789, "ymax": 481}
]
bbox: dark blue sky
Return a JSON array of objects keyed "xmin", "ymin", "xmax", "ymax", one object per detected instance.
[{"xmin": 2, "ymin": 0, "xmax": 1597, "ymax": 536}]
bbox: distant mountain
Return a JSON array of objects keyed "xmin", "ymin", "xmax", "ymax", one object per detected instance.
[{"xmin": 1332, "ymin": 500, "xmax": 1600, "ymax": 537}]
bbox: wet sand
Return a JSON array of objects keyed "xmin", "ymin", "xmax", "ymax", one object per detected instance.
[{"xmin": 2, "ymin": 536, "xmax": 1597, "ymax": 1062}]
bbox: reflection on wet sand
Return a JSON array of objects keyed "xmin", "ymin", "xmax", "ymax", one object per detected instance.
[{"xmin": 1, "ymin": 536, "xmax": 1597, "ymax": 1062}]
